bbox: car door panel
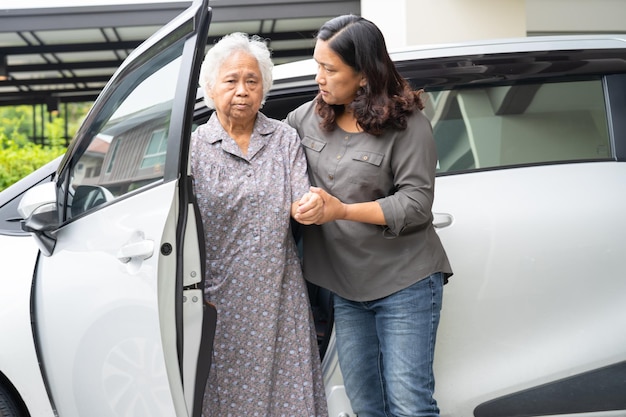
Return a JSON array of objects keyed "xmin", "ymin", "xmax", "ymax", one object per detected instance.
[
  {"xmin": 29, "ymin": 1, "xmax": 214, "ymax": 416},
  {"xmin": 34, "ymin": 181, "xmax": 180, "ymax": 417},
  {"xmin": 433, "ymin": 162, "xmax": 626, "ymax": 415}
]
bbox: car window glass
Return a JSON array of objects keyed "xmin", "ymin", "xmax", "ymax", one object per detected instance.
[
  {"xmin": 423, "ymin": 79, "xmax": 611, "ymax": 174},
  {"xmin": 65, "ymin": 43, "xmax": 184, "ymax": 220}
]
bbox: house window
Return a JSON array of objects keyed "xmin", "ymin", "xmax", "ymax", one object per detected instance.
[
  {"xmin": 105, "ymin": 140, "xmax": 121, "ymax": 174},
  {"xmin": 141, "ymin": 129, "xmax": 167, "ymax": 168}
]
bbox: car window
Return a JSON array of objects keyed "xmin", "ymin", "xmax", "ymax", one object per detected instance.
[
  {"xmin": 423, "ymin": 79, "xmax": 611, "ymax": 174},
  {"xmin": 64, "ymin": 41, "xmax": 185, "ymax": 220}
]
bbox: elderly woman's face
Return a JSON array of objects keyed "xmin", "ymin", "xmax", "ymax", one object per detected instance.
[{"xmin": 208, "ymin": 51, "xmax": 264, "ymax": 125}]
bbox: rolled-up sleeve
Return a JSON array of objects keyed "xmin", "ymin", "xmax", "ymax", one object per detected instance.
[{"xmin": 377, "ymin": 111, "xmax": 438, "ymax": 237}]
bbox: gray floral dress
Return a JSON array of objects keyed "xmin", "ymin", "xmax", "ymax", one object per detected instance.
[{"xmin": 191, "ymin": 112, "xmax": 327, "ymax": 417}]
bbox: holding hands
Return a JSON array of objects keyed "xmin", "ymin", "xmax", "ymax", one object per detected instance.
[{"xmin": 294, "ymin": 187, "xmax": 345, "ymax": 225}]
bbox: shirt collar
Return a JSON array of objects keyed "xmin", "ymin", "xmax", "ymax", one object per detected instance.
[{"xmin": 205, "ymin": 111, "xmax": 276, "ymax": 160}]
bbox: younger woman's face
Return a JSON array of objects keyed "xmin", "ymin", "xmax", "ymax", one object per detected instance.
[{"xmin": 313, "ymin": 39, "xmax": 366, "ymax": 107}]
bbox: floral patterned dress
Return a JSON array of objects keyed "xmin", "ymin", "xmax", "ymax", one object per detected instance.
[{"xmin": 191, "ymin": 112, "xmax": 327, "ymax": 417}]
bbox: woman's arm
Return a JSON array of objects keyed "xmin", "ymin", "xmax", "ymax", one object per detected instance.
[{"xmin": 296, "ymin": 186, "xmax": 386, "ymax": 225}]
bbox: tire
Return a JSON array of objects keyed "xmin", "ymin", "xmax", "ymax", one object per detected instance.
[{"xmin": 0, "ymin": 384, "xmax": 23, "ymax": 417}]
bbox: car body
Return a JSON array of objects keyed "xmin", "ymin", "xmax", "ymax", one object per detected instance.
[{"xmin": 1, "ymin": 0, "xmax": 625, "ymax": 414}]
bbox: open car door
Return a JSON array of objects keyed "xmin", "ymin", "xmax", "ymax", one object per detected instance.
[{"xmin": 18, "ymin": 1, "xmax": 215, "ymax": 416}]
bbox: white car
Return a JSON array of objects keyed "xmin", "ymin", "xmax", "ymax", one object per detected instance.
[{"xmin": 1, "ymin": 0, "xmax": 625, "ymax": 414}]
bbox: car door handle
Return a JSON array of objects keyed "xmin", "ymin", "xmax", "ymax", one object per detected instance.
[
  {"xmin": 117, "ymin": 240, "xmax": 154, "ymax": 263},
  {"xmin": 433, "ymin": 212, "xmax": 453, "ymax": 228}
]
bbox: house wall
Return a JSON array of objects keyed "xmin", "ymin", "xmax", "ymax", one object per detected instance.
[{"xmin": 360, "ymin": 0, "xmax": 626, "ymax": 49}]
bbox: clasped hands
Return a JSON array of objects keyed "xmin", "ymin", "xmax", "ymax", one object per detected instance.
[{"xmin": 294, "ymin": 186, "xmax": 345, "ymax": 225}]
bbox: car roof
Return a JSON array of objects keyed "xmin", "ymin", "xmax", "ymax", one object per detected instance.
[
  {"xmin": 272, "ymin": 34, "xmax": 626, "ymax": 90},
  {"xmin": 388, "ymin": 34, "xmax": 626, "ymax": 60},
  {"xmin": 274, "ymin": 34, "xmax": 626, "ymax": 78},
  {"xmin": 198, "ymin": 34, "xmax": 626, "ymax": 124}
]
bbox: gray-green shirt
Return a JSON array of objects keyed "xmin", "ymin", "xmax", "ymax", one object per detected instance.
[{"xmin": 286, "ymin": 100, "xmax": 452, "ymax": 301}]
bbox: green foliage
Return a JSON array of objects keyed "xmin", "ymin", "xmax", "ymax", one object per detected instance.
[
  {"xmin": 0, "ymin": 103, "xmax": 91, "ymax": 191},
  {"xmin": 0, "ymin": 136, "xmax": 65, "ymax": 190},
  {"xmin": 0, "ymin": 106, "xmax": 31, "ymax": 146}
]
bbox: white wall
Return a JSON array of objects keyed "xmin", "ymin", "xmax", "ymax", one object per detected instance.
[
  {"xmin": 526, "ymin": 0, "xmax": 626, "ymax": 34},
  {"xmin": 362, "ymin": 0, "xmax": 526, "ymax": 49},
  {"xmin": 361, "ymin": 0, "xmax": 626, "ymax": 48}
]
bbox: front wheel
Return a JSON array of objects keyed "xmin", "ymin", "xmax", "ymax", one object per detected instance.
[{"xmin": 0, "ymin": 384, "xmax": 24, "ymax": 417}]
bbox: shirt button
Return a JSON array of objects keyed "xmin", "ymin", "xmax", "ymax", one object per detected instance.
[
  {"xmin": 362, "ymin": 155, "xmax": 369, "ymax": 161},
  {"xmin": 336, "ymin": 155, "xmax": 342, "ymax": 159},
  {"xmin": 328, "ymin": 174, "xmax": 334, "ymax": 180}
]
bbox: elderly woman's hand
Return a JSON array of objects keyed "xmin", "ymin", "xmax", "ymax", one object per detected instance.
[
  {"xmin": 294, "ymin": 186, "xmax": 346, "ymax": 225},
  {"xmin": 294, "ymin": 190, "xmax": 324, "ymax": 225}
]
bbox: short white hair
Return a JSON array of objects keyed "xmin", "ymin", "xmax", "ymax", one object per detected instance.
[{"xmin": 199, "ymin": 32, "xmax": 274, "ymax": 109}]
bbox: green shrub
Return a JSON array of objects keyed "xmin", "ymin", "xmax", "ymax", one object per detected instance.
[
  {"xmin": 0, "ymin": 136, "xmax": 65, "ymax": 191},
  {"xmin": 0, "ymin": 103, "xmax": 91, "ymax": 192}
]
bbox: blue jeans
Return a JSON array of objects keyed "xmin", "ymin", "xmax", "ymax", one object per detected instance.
[{"xmin": 333, "ymin": 273, "xmax": 444, "ymax": 417}]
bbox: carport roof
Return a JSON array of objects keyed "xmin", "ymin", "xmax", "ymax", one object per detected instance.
[{"xmin": 0, "ymin": 0, "xmax": 360, "ymax": 107}]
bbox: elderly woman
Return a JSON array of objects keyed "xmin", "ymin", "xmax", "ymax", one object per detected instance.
[{"xmin": 190, "ymin": 33, "xmax": 327, "ymax": 417}]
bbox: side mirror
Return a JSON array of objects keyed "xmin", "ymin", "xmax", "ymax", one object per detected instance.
[{"xmin": 18, "ymin": 182, "xmax": 60, "ymax": 256}]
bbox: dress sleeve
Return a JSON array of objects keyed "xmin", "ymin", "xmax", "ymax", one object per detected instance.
[
  {"xmin": 285, "ymin": 126, "xmax": 311, "ymax": 203},
  {"xmin": 376, "ymin": 111, "xmax": 438, "ymax": 237}
]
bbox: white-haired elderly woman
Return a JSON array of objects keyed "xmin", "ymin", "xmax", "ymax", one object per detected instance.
[{"xmin": 190, "ymin": 32, "xmax": 328, "ymax": 417}]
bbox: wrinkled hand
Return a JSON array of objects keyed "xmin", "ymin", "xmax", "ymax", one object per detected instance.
[
  {"xmin": 294, "ymin": 189, "xmax": 324, "ymax": 225},
  {"xmin": 295, "ymin": 186, "xmax": 345, "ymax": 225}
]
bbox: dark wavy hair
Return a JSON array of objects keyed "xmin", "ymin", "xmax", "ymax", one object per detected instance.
[{"xmin": 315, "ymin": 15, "xmax": 424, "ymax": 136}]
